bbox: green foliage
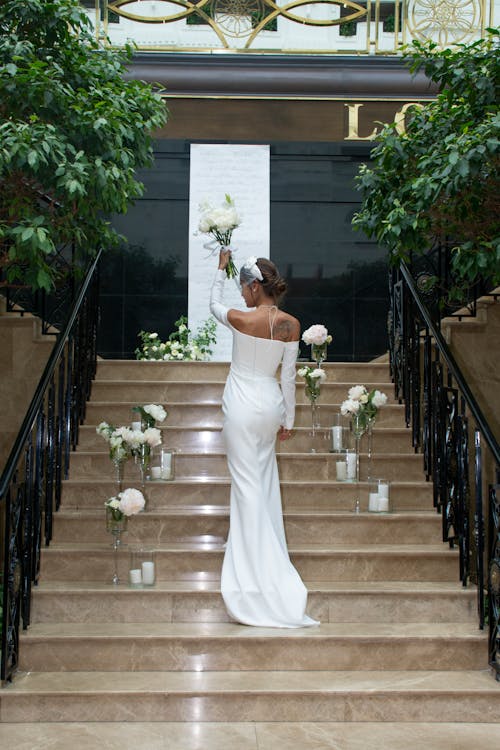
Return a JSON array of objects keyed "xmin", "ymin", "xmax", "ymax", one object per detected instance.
[
  {"xmin": 0, "ymin": 0, "xmax": 167, "ymax": 290},
  {"xmin": 353, "ymin": 30, "xmax": 500, "ymax": 291}
]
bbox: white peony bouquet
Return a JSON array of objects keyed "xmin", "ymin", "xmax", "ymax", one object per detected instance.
[
  {"xmin": 197, "ymin": 194, "xmax": 240, "ymax": 278},
  {"xmin": 341, "ymin": 385, "xmax": 388, "ymax": 425},
  {"xmin": 105, "ymin": 488, "xmax": 145, "ymax": 522},
  {"xmin": 302, "ymin": 324, "xmax": 333, "ymax": 365},
  {"xmin": 135, "ymin": 317, "xmax": 217, "ymax": 362}
]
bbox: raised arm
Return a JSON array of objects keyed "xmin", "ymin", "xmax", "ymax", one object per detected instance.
[
  {"xmin": 209, "ymin": 268, "xmax": 230, "ymax": 327},
  {"xmin": 280, "ymin": 340, "xmax": 299, "ymax": 431}
]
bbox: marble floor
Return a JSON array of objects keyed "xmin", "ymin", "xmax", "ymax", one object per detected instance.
[{"xmin": 1, "ymin": 721, "xmax": 500, "ymax": 749}]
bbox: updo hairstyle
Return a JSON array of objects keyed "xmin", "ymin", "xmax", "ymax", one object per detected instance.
[{"xmin": 240, "ymin": 258, "xmax": 288, "ymax": 303}]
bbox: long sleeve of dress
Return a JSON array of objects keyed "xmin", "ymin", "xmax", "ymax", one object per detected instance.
[
  {"xmin": 209, "ymin": 269, "xmax": 229, "ymax": 327},
  {"xmin": 281, "ymin": 341, "xmax": 299, "ymax": 430}
]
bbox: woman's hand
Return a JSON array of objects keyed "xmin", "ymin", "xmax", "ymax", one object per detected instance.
[
  {"xmin": 278, "ymin": 426, "xmax": 293, "ymax": 441},
  {"xmin": 218, "ymin": 248, "xmax": 231, "ymax": 271}
]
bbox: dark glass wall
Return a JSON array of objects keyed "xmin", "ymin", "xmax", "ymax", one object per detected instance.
[{"xmin": 98, "ymin": 139, "xmax": 388, "ymax": 361}]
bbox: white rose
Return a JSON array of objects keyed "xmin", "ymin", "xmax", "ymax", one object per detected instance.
[
  {"xmin": 148, "ymin": 333, "xmax": 158, "ymax": 340},
  {"xmin": 178, "ymin": 324, "xmax": 187, "ymax": 333},
  {"xmin": 198, "ymin": 217, "xmax": 211, "ymax": 233},
  {"xmin": 118, "ymin": 488, "xmax": 145, "ymax": 516},
  {"xmin": 96, "ymin": 422, "xmax": 110, "ymax": 437},
  {"xmin": 297, "ymin": 367, "xmax": 308, "ymax": 377},
  {"xmin": 106, "ymin": 497, "xmax": 120, "ymax": 510}
]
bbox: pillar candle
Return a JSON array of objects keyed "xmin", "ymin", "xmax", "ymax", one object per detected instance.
[
  {"xmin": 332, "ymin": 426, "xmax": 343, "ymax": 451},
  {"xmin": 346, "ymin": 452, "xmax": 357, "ymax": 480},
  {"xmin": 368, "ymin": 493, "xmax": 380, "ymax": 512},
  {"xmin": 377, "ymin": 497, "xmax": 389, "ymax": 512},
  {"xmin": 378, "ymin": 482, "xmax": 389, "ymax": 498},
  {"xmin": 161, "ymin": 452, "xmax": 172, "ymax": 480},
  {"xmin": 129, "ymin": 568, "xmax": 142, "ymax": 585},
  {"xmin": 141, "ymin": 561, "xmax": 155, "ymax": 585},
  {"xmin": 131, "ymin": 421, "xmax": 142, "ymax": 431},
  {"xmin": 336, "ymin": 461, "xmax": 347, "ymax": 481},
  {"xmin": 151, "ymin": 466, "xmax": 162, "ymax": 480}
]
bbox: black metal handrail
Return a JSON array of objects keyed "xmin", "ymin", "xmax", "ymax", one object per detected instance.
[
  {"xmin": 0, "ymin": 250, "xmax": 101, "ymax": 683},
  {"xmin": 389, "ymin": 261, "xmax": 500, "ymax": 678}
]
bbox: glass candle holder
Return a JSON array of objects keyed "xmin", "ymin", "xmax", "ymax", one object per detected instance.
[
  {"xmin": 129, "ymin": 547, "xmax": 156, "ymax": 587},
  {"xmin": 331, "ymin": 414, "xmax": 350, "ymax": 453},
  {"xmin": 368, "ymin": 479, "xmax": 391, "ymax": 513},
  {"xmin": 345, "ymin": 449, "xmax": 358, "ymax": 482},
  {"xmin": 160, "ymin": 449, "xmax": 175, "ymax": 481}
]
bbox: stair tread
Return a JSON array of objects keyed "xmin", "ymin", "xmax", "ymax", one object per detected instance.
[
  {"xmin": 56, "ymin": 507, "xmax": 438, "ymax": 518},
  {"xmin": 7, "ymin": 669, "xmax": 497, "ymax": 693},
  {"xmin": 22, "ymin": 621, "xmax": 483, "ymax": 639},
  {"xmin": 44, "ymin": 541, "xmax": 456, "ymax": 554},
  {"xmin": 34, "ymin": 579, "xmax": 474, "ymax": 594}
]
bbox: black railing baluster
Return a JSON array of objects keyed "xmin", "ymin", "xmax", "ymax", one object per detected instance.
[
  {"xmin": 388, "ymin": 261, "xmax": 499, "ymax": 674},
  {"xmin": 0, "ymin": 251, "xmax": 101, "ymax": 684}
]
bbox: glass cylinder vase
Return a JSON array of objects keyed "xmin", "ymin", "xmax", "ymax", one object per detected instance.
[{"xmin": 311, "ymin": 342, "xmax": 327, "ymax": 367}]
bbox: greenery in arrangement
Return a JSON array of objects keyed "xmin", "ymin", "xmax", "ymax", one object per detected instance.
[
  {"xmin": 353, "ymin": 31, "xmax": 500, "ymax": 295},
  {"xmin": 0, "ymin": 0, "xmax": 167, "ymax": 290},
  {"xmin": 135, "ymin": 316, "xmax": 218, "ymax": 361}
]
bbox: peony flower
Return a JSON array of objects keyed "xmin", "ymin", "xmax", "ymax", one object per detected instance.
[
  {"xmin": 297, "ymin": 367, "xmax": 309, "ymax": 377},
  {"xmin": 341, "ymin": 398, "xmax": 361, "ymax": 416},
  {"xmin": 371, "ymin": 390, "xmax": 388, "ymax": 408},
  {"xmin": 143, "ymin": 404, "xmax": 167, "ymax": 423},
  {"xmin": 310, "ymin": 368, "xmax": 326, "ymax": 381},
  {"xmin": 118, "ymin": 488, "xmax": 145, "ymax": 516},
  {"xmin": 348, "ymin": 385, "xmax": 368, "ymax": 401},
  {"xmin": 302, "ymin": 324, "xmax": 330, "ymax": 346},
  {"xmin": 143, "ymin": 427, "xmax": 162, "ymax": 448}
]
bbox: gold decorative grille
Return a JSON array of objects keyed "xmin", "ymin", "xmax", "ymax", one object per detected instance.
[{"xmin": 82, "ymin": 0, "xmax": 494, "ymax": 53}]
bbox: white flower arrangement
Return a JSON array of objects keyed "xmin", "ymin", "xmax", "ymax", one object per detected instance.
[
  {"xmin": 302, "ymin": 324, "xmax": 333, "ymax": 347},
  {"xmin": 135, "ymin": 316, "xmax": 217, "ymax": 362},
  {"xmin": 105, "ymin": 488, "xmax": 145, "ymax": 522},
  {"xmin": 341, "ymin": 385, "xmax": 388, "ymax": 424},
  {"xmin": 297, "ymin": 365, "xmax": 327, "ymax": 402},
  {"xmin": 132, "ymin": 403, "xmax": 167, "ymax": 429},
  {"xmin": 197, "ymin": 194, "xmax": 240, "ymax": 278}
]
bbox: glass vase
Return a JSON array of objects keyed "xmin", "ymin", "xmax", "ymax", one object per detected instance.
[
  {"xmin": 366, "ymin": 414, "xmax": 377, "ymax": 480},
  {"xmin": 311, "ymin": 342, "xmax": 327, "ymax": 367},
  {"xmin": 350, "ymin": 414, "xmax": 367, "ymax": 514},
  {"xmin": 106, "ymin": 508, "xmax": 128, "ymax": 585},
  {"xmin": 112, "ymin": 458, "xmax": 126, "ymax": 493},
  {"xmin": 306, "ymin": 388, "xmax": 321, "ymax": 452}
]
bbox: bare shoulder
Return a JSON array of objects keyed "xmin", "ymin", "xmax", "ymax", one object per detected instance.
[{"xmin": 274, "ymin": 312, "xmax": 300, "ymax": 343}]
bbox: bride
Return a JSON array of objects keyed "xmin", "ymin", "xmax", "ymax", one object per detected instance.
[{"xmin": 210, "ymin": 250, "xmax": 318, "ymax": 628}]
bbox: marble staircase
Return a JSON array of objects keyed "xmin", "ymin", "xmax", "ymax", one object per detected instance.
[{"xmin": 1, "ymin": 360, "xmax": 499, "ymax": 727}]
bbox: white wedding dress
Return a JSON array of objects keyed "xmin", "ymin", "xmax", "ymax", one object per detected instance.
[{"xmin": 210, "ymin": 270, "xmax": 318, "ymax": 628}]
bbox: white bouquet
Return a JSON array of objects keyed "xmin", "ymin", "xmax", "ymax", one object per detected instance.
[
  {"xmin": 341, "ymin": 385, "xmax": 388, "ymax": 425},
  {"xmin": 197, "ymin": 194, "xmax": 240, "ymax": 278}
]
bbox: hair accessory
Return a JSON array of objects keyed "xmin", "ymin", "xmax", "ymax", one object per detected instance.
[{"xmin": 242, "ymin": 256, "xmax": 263, "ymax": 282}]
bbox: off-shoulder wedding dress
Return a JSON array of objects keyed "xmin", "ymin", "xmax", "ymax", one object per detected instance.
[{"xmin": 210, "ymin": 270, "xmax": 318, "ymax": 628}]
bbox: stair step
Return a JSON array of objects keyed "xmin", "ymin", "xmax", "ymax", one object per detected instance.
[
  {"xmin": 40, "ymin": 543, "xmax": 460, "ymax": 582},
  {"xmin": 94, "ymin": 360, "xmax": 391, "ymax": 382},
  {"xmin": 79, "ymin": 423, "xmax": 413, "ymax": 453},
  {"xmin": 69, "ymin": 450, "xmax": 426, "ymax": 481},
  {"xmin": 3, "ymin": 670, "xmax": 498, "ymax": 723},
  {"xmin": 30, "ymin": 581, "xmax": 477, "ymax": 625},
  {"xmin": 18, "ymin": 623, "xmax": 486, "ymax": 672},
  {"xmin": 1, "ymin": 721, "xmax": 500, "ymax": 745},
  {"xmin": 85, "ymin": 401, "xmax": 406, "ymax": 428},
  {"xmin": 52, "ymin": 509, "xmax": 441, "ymax": 545},
  {"xmin": 90, "ymin": 380, "xmax": 398, "ymax": 404},
  {"xmin": 61, "ymin": 478, "xmax": 434, "ymax": 510}
]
